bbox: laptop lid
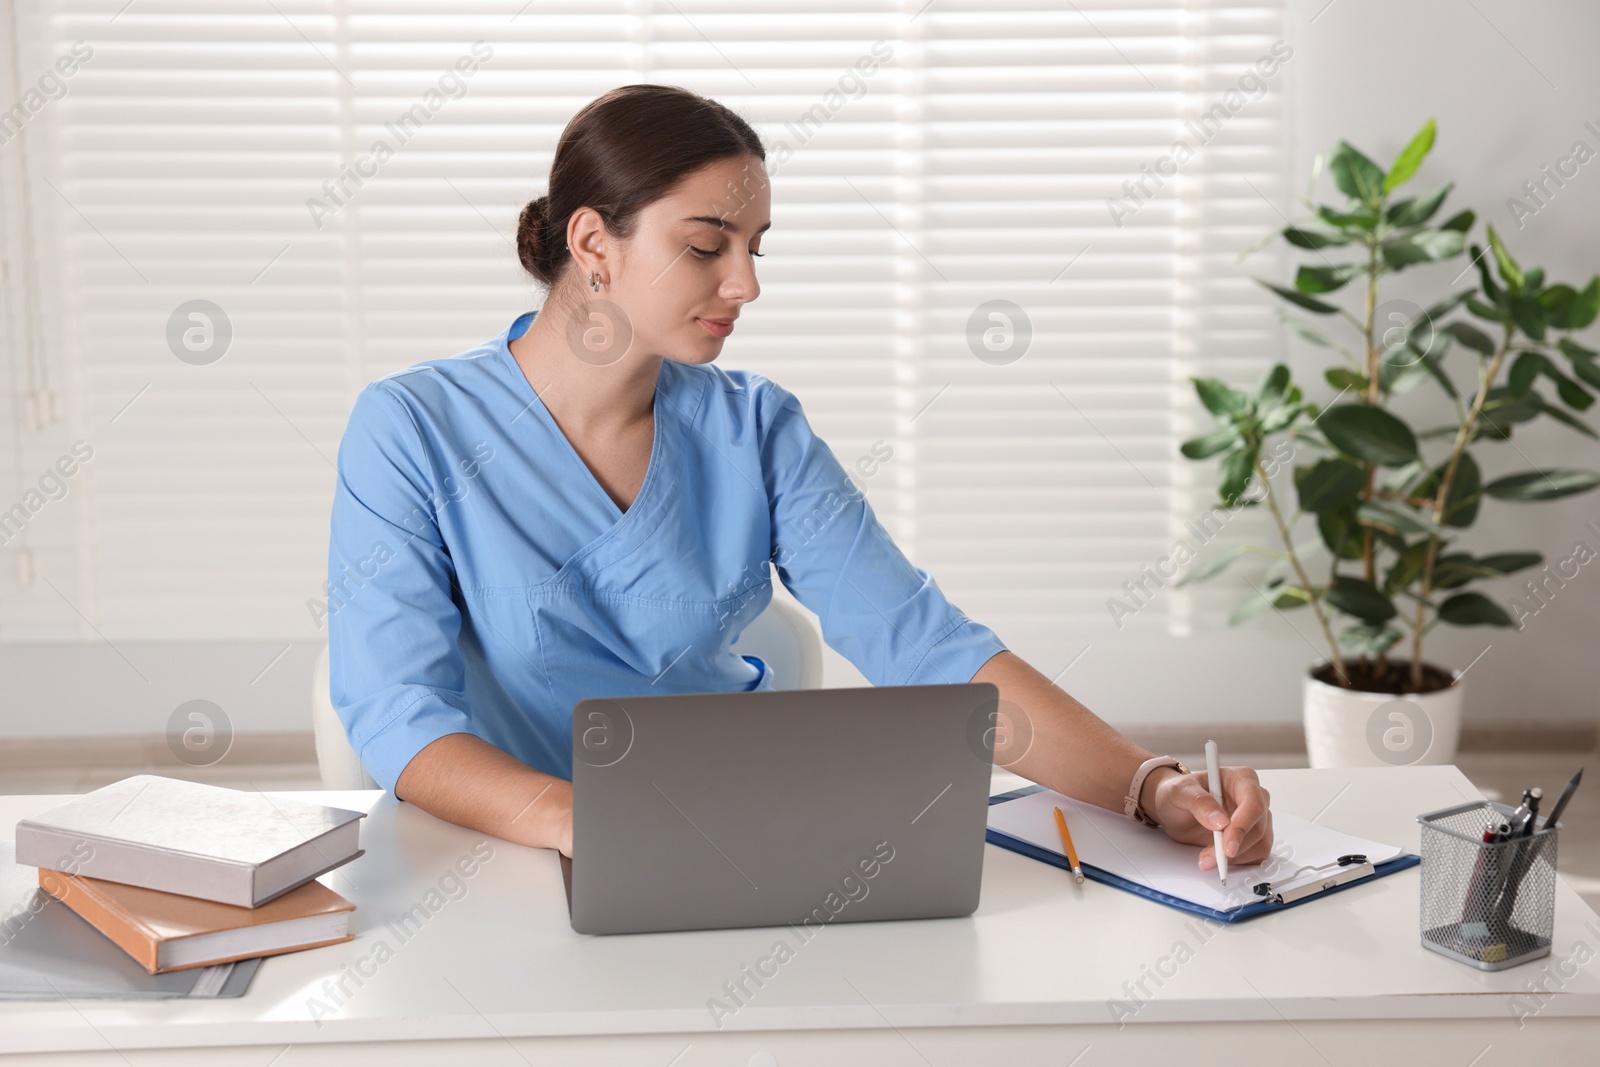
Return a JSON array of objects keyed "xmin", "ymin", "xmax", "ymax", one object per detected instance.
[{"xmin": 567, "ymin": 682, "xmax": 999, "ymax": 935}]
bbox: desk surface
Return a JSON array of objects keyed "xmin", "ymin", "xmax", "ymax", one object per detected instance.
[{"xmin": 4, "ymin": 765, "xmax": 1600, "ymax": 1055}]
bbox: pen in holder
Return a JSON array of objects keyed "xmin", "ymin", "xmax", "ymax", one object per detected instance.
[{"xmin": 1417, "ymin": 799, "xmax": 1559, "ymax": 971}]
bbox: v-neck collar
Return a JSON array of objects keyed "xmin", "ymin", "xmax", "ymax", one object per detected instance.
[{"xmin": 498, "ymin": 309, "xmax": 668, "ymax": 525}]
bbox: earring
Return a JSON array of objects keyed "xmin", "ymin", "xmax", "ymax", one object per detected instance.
[{"xmin": 589, "ymin": 271, "xmax": 600, "ymax": 292}]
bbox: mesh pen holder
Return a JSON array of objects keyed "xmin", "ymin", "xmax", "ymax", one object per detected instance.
[{"xmin": 1417, "ymin": 799, "xmax": 1558, "ymax": 971}]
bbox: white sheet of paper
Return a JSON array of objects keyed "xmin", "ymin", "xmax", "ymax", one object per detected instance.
[{"xmin": 987, "ymin": 787, "xmax": 1408, "ymax": 913}]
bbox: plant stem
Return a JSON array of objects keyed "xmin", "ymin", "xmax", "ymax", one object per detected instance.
[
  {"xmin": 1255, "ymin": 456, "xmax": 1350, "ymax": 686},
  {"xmin": 1407, "ymin": 322, "xmax": 1516, "ymax": 690},
  {"xmin": 1361, "ymin": 238, "xmax": 1380, "ymax": 586}
]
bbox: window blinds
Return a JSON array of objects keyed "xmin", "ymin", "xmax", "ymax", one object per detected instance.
[{"xmin": 3, "ymin": 0, "xmax": 1288, "ymax": 656}]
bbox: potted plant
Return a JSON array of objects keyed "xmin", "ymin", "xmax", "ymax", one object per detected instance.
[{"xmin": 1178, "ymin": 118, "xmax": 1600, "ymax": 768}]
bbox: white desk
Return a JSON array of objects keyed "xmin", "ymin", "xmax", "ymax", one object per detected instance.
[{"xmin": 3, "ymin": 766, "xmax": 1599, "ymax": 1065}]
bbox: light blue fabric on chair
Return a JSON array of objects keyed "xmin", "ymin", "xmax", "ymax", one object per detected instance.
[{"xmin": 311, "ymin": 595, "xmax": 824, "ymax": 791}]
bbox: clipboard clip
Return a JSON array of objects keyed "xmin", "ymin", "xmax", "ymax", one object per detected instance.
[{"xmin": 1252, "ymin": 853, "xmax": 1373, "ymax": 904}]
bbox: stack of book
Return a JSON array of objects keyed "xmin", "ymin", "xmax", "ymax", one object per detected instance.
[{"xmin": 13, "ymin": 774, "xmax": 366, "ymax": 975}]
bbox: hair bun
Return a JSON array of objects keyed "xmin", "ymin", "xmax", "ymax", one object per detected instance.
[{"xmin": 517, "ymin": 194, "xmax": 552, "ymax": 284}]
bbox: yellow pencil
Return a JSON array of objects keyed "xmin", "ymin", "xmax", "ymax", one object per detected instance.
[{"xmin": 1053, "ymin": 806, "xmax": 1085, "ymax": 885}]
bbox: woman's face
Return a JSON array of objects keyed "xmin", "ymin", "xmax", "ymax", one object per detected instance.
[{"xmin": 604, "ymin": 153, "xmax": 771, "ymax": 366}]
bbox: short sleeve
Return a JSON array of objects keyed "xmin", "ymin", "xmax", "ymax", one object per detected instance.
[
  {"xmin": 326, "ymin": 382, "xmax": 478, "ymax": 795},
  {"xmin": 757, "ymin": 379, "xmax": 1007, "ymax": 687}
]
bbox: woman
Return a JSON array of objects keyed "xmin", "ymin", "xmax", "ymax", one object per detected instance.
[{"xmin": 328, "ymin": 84, "xmax": 1274, "ymax": 869}]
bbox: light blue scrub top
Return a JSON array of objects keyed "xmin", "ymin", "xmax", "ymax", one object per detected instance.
[{"xmin": 327, "ymin": 309, "xmax": 1008, "ymax": 793}]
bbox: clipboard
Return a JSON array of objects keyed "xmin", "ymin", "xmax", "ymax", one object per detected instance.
[{"xmin": 987, "ymin": 784, "xmax": 1421, "ymax": 923}]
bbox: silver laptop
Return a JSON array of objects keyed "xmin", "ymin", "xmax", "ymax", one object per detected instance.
[{"xmin": 562, "ymin": 682, "xmax": 999, "ymax": 935}]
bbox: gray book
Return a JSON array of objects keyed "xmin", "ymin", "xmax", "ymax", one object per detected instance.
[
  {"xmin": 0, "ymin": 841, "xmax": 261, "ymax": 1000},
  {"xmin": 14, "ymin": 775, "xmax": 365, "ymax": 909}
]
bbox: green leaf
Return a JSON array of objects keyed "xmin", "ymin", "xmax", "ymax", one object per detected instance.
[
  {"xmin": 1176, "ymin": 545, "xmax": 1246, "ymax": 588},
  {"xmin": 1412, "ymin": 455, "xmax": 1480, "ymax": 527},
  {"xmin": 1192, "ymin": 376, "xmax": 1249, "ymax": 418},
  {"xmin": 1486, "ymin": 225, "xmax": 1524, "ymax": 293},
  {"xmin": 1476, "ymin": 552, "xmax": 1542, "ymax": 574},
  {"xmin": 1217, "ymin": 444, "xmax": 1259, "ymax": 507},
  {"xmin": 1260, "ymin": 280, "xmax": 1340, "ymax": 315},
  {"xmin": 1388, "ymin": 315, "xmax": 1447, "ymax": 365},
  {"xmin": 1340, "ymin": 624, "xmax": 1403, "ymax": 655},
  {"xmin": 1385, "ymin": 540, "xmax": 1432, "ymax": 594},
  {"xmin": 1432, "ymin": 553, "xmax": 1498, "ymax": 590},
  {"xmin": 1510, "ymin": 295, "xmax": 1547, "ymax": 341},
  {"xmin": 1537, "ymin": 402, "xmax": 1599, "ymax": 440},
  {"xmin": 1325, "ymin": 368, "xmax": 1370, "ymax": 392},
  {"xmin": 1539, "ymin": 284, "xmax": 1579, "ymax": 329},
  {"xmin": 1257, "ymin": 364, "xmax": 1291, "ymax": 402},
  {"xmin": 1317, "ymin": 404, "xmax": 1420, "ymax": 466},
  {"xmin": 1318, "ymin": 205, "xmax": 1381, "ymax": 230},
  {"xmin": 1569, "ymin": 276, "xmax": 1600, "ymax": 330},
  {"xmin": 1481, "ymin": 385, "xmax": 1542, "ymax": 426},
  {"xmin": 1483, "ymin": 469, "xmax": 1600, "ymax": 501},
  {"xmin": 1378, "ymin": 339, "xmax": 1434, "ymax": 395},
  {"xmin": 1443, "ymin": 453, "xmax": 1481, "ymax": 528},
  {"xmin": 1427, "ymin": 550, "xmax": 1484, "ymax": 591},
  {"xmin": 1416, "ymin": 353, "xmax": 1459, "ymax": 399},
  {"xmin": 1471, "ymin": 243, "xmax": 1505, "ymax": 306},
  {"xmin": 1509, "ymin": 351, "xmax": 1547, "ymax": 396},
  {"xmin": 1180, "ymin": 428, "xmax": 1238, "ymax": 459},
  {"xmin": 1260, "ymin": 397, "xmax": 1311, "ymax": 434},
  {"xmin": 1318, "ymin": 505, "xmax": 1364, "ymax": 560},
  {"xmin": 1383, "ymin": 459, "xmax": 1426, "ymax": 494},
  {"xmin": 1283, "ymin": 222, "xmax": 1353, "ymax": 249},
  {"xmin": 1543, "ymin": 363, "xmax": 1594, "ymax": 410},
  {"xmin": 1326, "ymin": 575, "xmax": 1398, "ymax": 623},
  {"xmin": 1381, "ymin": 229, "xmax": 1466, "ymax": 269},
  {"xmin": 1385, "ymin": 182, "xmax": 1452, "ymax": 228},
  {"xmin": 1330, "ymin": 141, "xmax": 1387, "ymax": 205},
  {"xmin": 1384, "ymin": 119, "xmax": 1436, "ymax": 192},
  {"xmin": 1443, "ymin": 321, "xmax": 1495, "ymax": 355},
  {"xmin": 1273, "ymin": 586, "xmax": 1314, "ymax": 610},
  {"xmin": 1437, "ymin": 592, "xmax": 1514, "ymax": 627},
  {"xmin": 1559, "ymin": 338, "xmax": 1600, "ymax": 390},
  {"xmin": 1380, "ymin": 361, "xmax": 1431, "ymax": 397},
  {"xmin": 1439, "ymin": 209, "xmax": 1475, "ymax": 233},
  {"xmin": 1358, "ymin": 500, "xmax": 1440, "ymax": 538},
  {"xmin": 1295, "ymin": 458, "xmax": 1366, "ymax": 513},
  {"xmin": 1295, "ymin": 264, "xmax": 1364, "ymax": 294},
  {"xmin": 1466, "ymin": 296, "xmax": 1507, "ymax": 324}
]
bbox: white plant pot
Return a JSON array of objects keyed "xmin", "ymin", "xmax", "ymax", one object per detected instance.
[{"xmin": 1302, "ymin": 668, "xmax": 1464, "ymax": 768}]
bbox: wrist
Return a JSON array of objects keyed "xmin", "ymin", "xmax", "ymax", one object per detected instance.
[
  {"xmin": 506, "ymin": 776, "xmax": 572, "ymax": 852},
  {"xmin": 1125, "ymin": 754, "xmax": 1188, "ymax": 827},
  {"xmin": 1139, "ymin": 764, "xmax": 1181, "ymax": 816}
]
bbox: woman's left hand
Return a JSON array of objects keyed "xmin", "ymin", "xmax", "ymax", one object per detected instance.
[{"xmin": 1147, "ymin": 764, "xmax": 1274, "ymax": 870}]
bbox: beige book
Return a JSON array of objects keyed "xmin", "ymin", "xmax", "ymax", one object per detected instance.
[{"xmin": 39, "ymin": 866, "xmax": 356, "ymax": 975}]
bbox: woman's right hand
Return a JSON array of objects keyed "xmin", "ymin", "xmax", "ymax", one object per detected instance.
[{"xmin": 395, "ymin": 734, "xmax": 575, "ymax": 856}]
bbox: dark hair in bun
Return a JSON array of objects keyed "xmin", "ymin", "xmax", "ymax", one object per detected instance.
[{"xmin": 514, "ymin": 84, "xmax": 766, "ymax": 289}]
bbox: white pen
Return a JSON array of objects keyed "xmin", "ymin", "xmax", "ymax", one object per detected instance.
[{"xmin": 1205, "ymin": 739, "xmax": 1227, "ymax": 886}]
